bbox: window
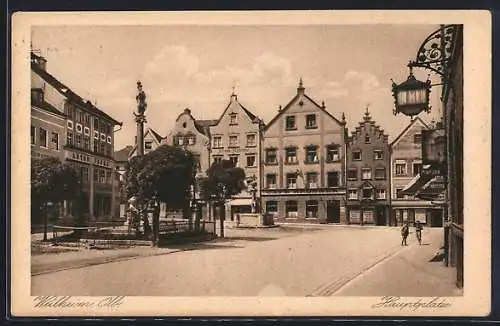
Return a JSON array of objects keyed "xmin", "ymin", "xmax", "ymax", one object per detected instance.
[
  {"xmin": 286, "ymin": 173, "xmax": 297, "ymax": 189},
  {"xmin": 93, "ymin": 140, "xmax": 98, "ymax": 153},
  {"xmin": 362, "ymin": 188, "xmax": 373, "ymax": 199},
  {"xmin": 348, "ymin": 189, "xmax": 358, "ymax": 200},
  {"xmin": 305, "ymin": 146, "xmax": 319, "ymax": 163},
  {"xmin": 365, "ymin": 135, "xmax": 371, "ymax": 143},
  {"xmin": 229, "ymin": 155, "xmax": 238, "ymax": 167},
  {"xmin": 213, "ymin": 156, "xmax": 223, "ymax": 164},
  {"xmin": 306, "ymin": 200, "xmax": 318, "ymax": 218},
  {"xmin": 285, "ymin": 116, "xmax": 296, "ymax": 130},
  {"xmin": 94, "ymin": 130, "xmax": 99, "ymax": 139},
  {"xmin": 414, "ymin": 133, "xmax": 422, "ymax": 144},
  {"xmin": 82, "ymin": 167, "xmax": 89, "ymax": 182},
  {"xmin": 285, "ymin": 147, "xmax": 297, "ymax": 164},
  {"xmin": 84, "ymin": 114, "xmax": 90, "ymax": 126},
  {"xmin": 100, "ymin": 142, "xmax": 105, "ymax": 155},
  {"xmin": 99, "ymin": 169, "xmax": 106, "ymax": 184},
  {"xmin": 67, "ymin": 131, "xmax": 73, "ymax": 146},
  {"xmin": 347, "ymin": 169, "xmax": 358, "ymax": 180},
  {"xmin": 362, "ymin": 168, "xmax": 372, "ymax": 180},
  {"xmin": 246, "ymin": 134, "xmax": 256, "ymax": 147},
  {"xmin": 188, "ymin": 137, "xmax": 195, "ymax": 145},
  {"xmin": 376, "ymin": 189, "xmax": 386, "ymax": 199},
  {"xmin": 31, "ymin": 126, "xmax": 36, "ymax": 144},
  {"xmin": 374, "ymin": 150, "xmax": 383, "ymax": 160},
  {"xmin": 105, "ymin": 144, "xmax": 112, "ymax": 157},
  {"xmin": 31, "ymin": 88, "xmax": 44, "ymax": 104},
  {"xmin": 266, "ymin": 174, "xmax": 277, "ymax": 189},
  {"xmin": 246, "ymin": 155, "xmax": 256, "ymax": 167},
  {"xmin": 213, "ymin": 136, "xmax": 222, "ymax": 148},
  {"xmin": 76, "ymin": 134, "xmax": 82, "ymax": 147},
  {"xmin": 413, "ymin": 162, "xmax": 422, "ymax": 176},
  {"xmin": 177, "ymin": 137, "xmax": 184, "ymax": 146},
  {"xmin": 84, "ymin": 137, "xmax": 90, "ymax": 151},
  {"xmin": 266, "ymin": 201, "xmax": 278, "ymax": 213},
  {"xmin": 326, "ymin": 145, "xmax": 340, "ymax": 162},
  {"xmin": 93, "ymin": 169, "xmax": 98, "ymax": 182},
  {"xmin": 375, "ymin": 168, "xmax": 386, "ymax": 180},
  {"xmin": 395, "ymin": 161, "xmax": 407, "ymax": 176},
  {"xmin": 67, "ymin": 120, "xmax": 73, "ymax": 130},
  {"xmin": 327, "ymin": 171, "xmax": 339, "ymax": 187},
  {"xmin": 305, "ymin": 114, "xmax": 317, "ymax": 129},
  {"xmin": 306, "ymin": 172, "xmax": 318, "ymax": 188},
  {"xmin": 229, "ymin": 113, "xmax": 238, "ymax": 125},
  {"xmin": 39, "ymin": 128, "xmax": 47, "ymax": 148},
  {"xmin": 352, "ymin": 150, "xmax": 362, "ymax": 160},
  {"xmin": 51, "ymin": 132, "xmax": 59, "ymax": 150},
  {"xmin": 396, "ymin": 188, "xmax": 404, "ymax": 199},
  {"xmin": 285, "ymin": 201, "xmax": 298, "ymax": 218},
  {"xmin": 229, "ymin": 135, "xmax": 239, "ymax": 147},
  {"xmin": 145, "ymin": 140, "xmax": 153, "ymax": 150},
  {"xmin": 265, "ymin": 149, "xmax": 277, "ymax": 164}
]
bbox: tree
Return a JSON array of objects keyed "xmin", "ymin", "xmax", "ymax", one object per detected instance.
[
  {"xmin": 31, "ymin": 157, "xmax": 81, "ymax": 241},
  {"xmin": 125, "ymin": 144, "xmax": 197, "ymax": 245},
  {"xmin": 200, "ymin": 159, "xmax": 246, "ymax": 238}
]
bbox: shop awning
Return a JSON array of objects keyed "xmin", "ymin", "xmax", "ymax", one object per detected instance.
[
  {"xmin": 228, "ymin": 198, "xmax": 253, "ymax": 206},
  {"xmin": 415, "ymin": 176, "xmax": 446, "ymax": 200},
  {"xmin": 401, "ymin": 171, "xmax": 433, "ymax": 195}
]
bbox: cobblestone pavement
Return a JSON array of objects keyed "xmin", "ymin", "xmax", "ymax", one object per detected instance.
[{"xmin": 32, "ymin": 226, "xmax": 452, "ymax": 296}]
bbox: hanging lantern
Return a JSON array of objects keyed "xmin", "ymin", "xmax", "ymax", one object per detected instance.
[{"xmin": 391, "ymin": 67, "xmax": 432, "ymax": 118}]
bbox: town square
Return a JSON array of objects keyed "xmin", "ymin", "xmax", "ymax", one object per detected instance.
[{"xmin": 27, "ymin": 20, "xmax": 466, "ymax": 299}]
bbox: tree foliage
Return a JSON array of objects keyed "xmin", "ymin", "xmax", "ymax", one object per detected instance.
[
  {"xmin": 31, "ymin": 157, "xmax": 81, "ymax": 205},
  {"xmin": 126, "ymin": 144, "xmax": 197, "ymax": 208},
  {"xmin": 200, "ymin": 159, "xmax": 246, "ymax": 204}
]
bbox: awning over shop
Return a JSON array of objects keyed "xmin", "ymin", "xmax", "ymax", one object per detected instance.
[
  {"xmin": 228, "ymin": 198, "xmax": 253, "ymax": 206},
  {"xmin": 390, "ymin": 200, "xmax": 436, "ymax": 208},
  {"xmin": 415, "ymin": 176, "xmax": 446, "ymax": 200},
  {"xmin": 401, "ymin": 170, "xmax": 433, "ymax": 195}
]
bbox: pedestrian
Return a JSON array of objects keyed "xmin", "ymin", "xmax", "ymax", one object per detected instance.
[
  {"xmin": 401, "ymin": 221, "xmax": 409, "ymax": 246},
  {"xmin": 415, "ymin": 220, "xmax": 423, "ymax": 245}
]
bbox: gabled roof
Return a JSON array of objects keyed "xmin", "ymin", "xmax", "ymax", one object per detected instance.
[
  {"xmin": 32, "ymin": 101, "xmax": 67, "ymax": 118},
  {"xmin": 213, "ymin": 94, "xmax": 262, "ymax": 127},
  {"xmin": 114, "ymin": 145, "xmax": 134, "ymax": 162},
  {"xmin": 146, "ymin": 127, "xmax": 164, "ymax": 144},
  {"xmin": 174, "ymin": 108, "xmax": 217, "ymax": 137},
  {"xmin": 31, "ymin": 63, "xmax": 122, "ymax": 126},
  {"xmin": 348, "ymin": 109, "xmax": 389, "ymax": 145},
  {"xmin": 390, "ymin": 117, "xmax": 430, "ymax": 148},
  {"xmin": 264, "ymin": 82, "xmax": 343, "ymax": 132}
]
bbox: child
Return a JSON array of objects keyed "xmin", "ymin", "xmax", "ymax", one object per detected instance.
[{"xmin": 401, "ymin": 221, "xmax": 409, "ymax": 246}]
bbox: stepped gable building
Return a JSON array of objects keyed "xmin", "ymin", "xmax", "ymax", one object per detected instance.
[
  {"xmin": 209, "ymin": 91, "xmax": 264, "ymax": 222},
  {"xmin": 389, "ymin": 117, "xmax": 443, "ymax": 227},
  {"xmin": 31, "ymin": 51, "xmax": 122, "ymax": 221},
  {"xmin": 345, "ymin": 108, "xmax": 390, "ymax": 225},
  {"xmin": 261, "ymin": 79, "xmax": 347, "ymax": 224}
]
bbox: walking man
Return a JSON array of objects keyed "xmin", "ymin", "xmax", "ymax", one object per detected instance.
[
  {"xmin": 415, "ymin": 220, "xmax": 423, "ymax": 245},
  {"xmin": 401, "ymin": 221, "xmax": 409, "ymax": 246}
]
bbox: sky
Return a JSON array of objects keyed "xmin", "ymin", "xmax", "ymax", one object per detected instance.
[{"xmin": 32, "ymin": 24, "xmax": 445, "ymax": 150}]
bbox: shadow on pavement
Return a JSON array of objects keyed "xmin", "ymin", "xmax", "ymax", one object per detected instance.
[
  {"xmin": 217, "ymin": 236, "xmax": 278, "ymax": 242},
  {"xmin": 159, "ymin": 241, "xmax": 244, "ymax": 251},
  {"xmin": 429, "ymin": 251, "xmax": 445, "ymax": 262}
]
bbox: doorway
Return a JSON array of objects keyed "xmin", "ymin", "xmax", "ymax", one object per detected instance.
[{"xmin": 326, "ymin": 200, "xmax": 340, "ymax": 223}]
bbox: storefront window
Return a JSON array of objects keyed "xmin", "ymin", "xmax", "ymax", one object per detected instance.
[
  {"xmin": 306, "ymin": 200, "xmax": 318, "ymax": 218},
  {"xmin": 285, "ymin": 201, "xmax": 298, "ymax": 218}
]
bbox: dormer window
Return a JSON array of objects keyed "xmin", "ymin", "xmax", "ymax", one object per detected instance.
[
  {"xmin": 365, "ymin": 135, "xmax": 371, "ymax": 143},
  {"xmin": 230, "ymin": 113, "xmax": 238, "ymax": 125}
]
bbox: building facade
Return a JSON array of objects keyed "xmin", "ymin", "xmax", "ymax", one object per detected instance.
[
  {"xmin": 391, "ymin": 117, "xmax": 443, "ymax": 227},
  {"xmin": 209, "ymin": 92, "xmax": 264, "ymax": 221},
  {"xmin": 31, "ymin": 51, "xmax": 122, "ymax": 222},
  {"xmin": 261, "ymin": 80, "xmax": 347, "ymax": 224},
  {"xmin": 345, "ymin": 109, "xmax": 390, "ymax": 225},
  {"xmin": 129, "ymin": 126, "xmax": 164, "ymax": 158}
]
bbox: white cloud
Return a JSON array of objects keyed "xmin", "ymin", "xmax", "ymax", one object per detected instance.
[
  {"xmin": 344, "ymin": 70, "xmax": 381, "ymax": 92},
  {"xmin": 142, "ymin": 45, "xmax": 200, "ymax": 82}
]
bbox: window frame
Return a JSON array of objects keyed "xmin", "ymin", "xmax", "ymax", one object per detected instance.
[
  {"xmin": 246, "ymin": 155, "xmax": 256, "ymax": 167},
  {"xmin": 50, "ymin": 132, "xmax": 59, "ymax": 150},
  {"xmin": 326, "ymin": 145, "xmax": 340, "ymax": 162},
  {"xmin": 286, "ymin": 173, "xmax": 297, "ymax": 189},
  {"xmin": 265, "ymin": 148, "xmax": 278, "ymax": 165},
  {"xmin": 266, "ymin": 174, "xmax": 277, "ymax": 189},
  {"xmin": 347, "ymin": 168, "xmax": 358, "ymax": 180},
  {"xmin": 305, "ymin": 114, "xmax": 317, "ymax": 129},
  {"xmin": 285, "ymin": 147, "xmax": 298, "ymax": 164},
  {"xmin": 362, "ymin": 168, "xmax": 372, "ymax": 180},
  {"xmin": 352, "ymin": 150, "xmax": 362, "ymax": 161},
  {"xmin": 285, "ymin": 115, "xmax": 297, "ymax": 130},
  {"xmin": 306, "ymin": 172, "xmax": 318, "ymax": 188},
  {"xmin": 228, "ymin": 135, "xmax": 239, "ymax": 148},
  {"xmin": 327, "ymin": 171, "xmax": 340, "ymax": 188},
  {"xmin": 395, "ymin": 161, "xmax": 407, "ymax": 176},
  {"xmin": 374, "ymin": 150, "xmax": 384, "ymax": 160},
  {"xmin": 39, "ymin": 127, "xmax": 47, "ymax": 148},
  {"xmin": 213, "ymin": 136, "xmax": 223, "ymax": 148},
  {"xmin": 375, "ymin": 167, "xmax": 386, "ymax": 180},
  {"xmin": 348, "ymin": 189, "xmax": 358, "ymax": 200},
  {"xmin": 246, "ymin": 134, "xmax": 256, "ymax": 147}
]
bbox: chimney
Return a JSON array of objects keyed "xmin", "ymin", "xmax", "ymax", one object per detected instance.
[{"xmin": 31, "ymin": 52, "xmax": 47, "ymax": 71}]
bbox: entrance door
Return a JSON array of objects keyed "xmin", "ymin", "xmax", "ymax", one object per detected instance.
[
  {"xmin": 326, "ymin": 200, "xmax": 340, "ymax": 223},
  {"xmin": 375, "ymin": 206, "xmax": 386, "ymax": 226}
]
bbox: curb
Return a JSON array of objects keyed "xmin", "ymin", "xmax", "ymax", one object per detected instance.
[{"xmin": 31, "ymin": 249, "xmax": 182, "ymax": 276}]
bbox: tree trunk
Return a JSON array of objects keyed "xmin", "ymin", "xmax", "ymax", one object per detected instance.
[
  {"xmin": 43, "ymin": 203, "xmax": 48, "ymax": 242},
  {"xmin": 152, "ymin": 203, "xmax": 160, "ymax": 247},
  {"xmin": 219, "ymin": 202, "xmax": 225, "ymax": 238}
]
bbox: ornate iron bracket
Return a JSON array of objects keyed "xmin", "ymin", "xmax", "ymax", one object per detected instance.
[{"xmin": 407, "ymin": 24, "xmax": 460, "ymax": 79}]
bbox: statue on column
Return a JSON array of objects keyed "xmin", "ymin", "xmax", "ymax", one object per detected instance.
[{"xmin": 135, "ymin": 81, "xmax": 147, "ymax": 116}]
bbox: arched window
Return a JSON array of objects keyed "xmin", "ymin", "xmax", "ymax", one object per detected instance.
[{"xmin": 285, "ymin": 201, "xmax": 298, "ymax": 218}]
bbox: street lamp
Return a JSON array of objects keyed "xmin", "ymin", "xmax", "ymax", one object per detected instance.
[{"xmin": 391, "ymin": 66, "xmax": 432, "ymax": 119}]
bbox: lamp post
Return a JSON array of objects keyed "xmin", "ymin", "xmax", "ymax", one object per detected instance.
[
  {"xmin": 44, "ymin": 201, "xmax": 53, "ymax": 241},
  {"xmin": 391, "ymin": 66, "xmax": 432, "ymax": 119}
]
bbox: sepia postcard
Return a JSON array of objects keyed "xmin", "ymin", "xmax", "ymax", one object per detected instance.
[{"xmin": 10, "ymin": 10, "xmax": 491, "ymax": 317}]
